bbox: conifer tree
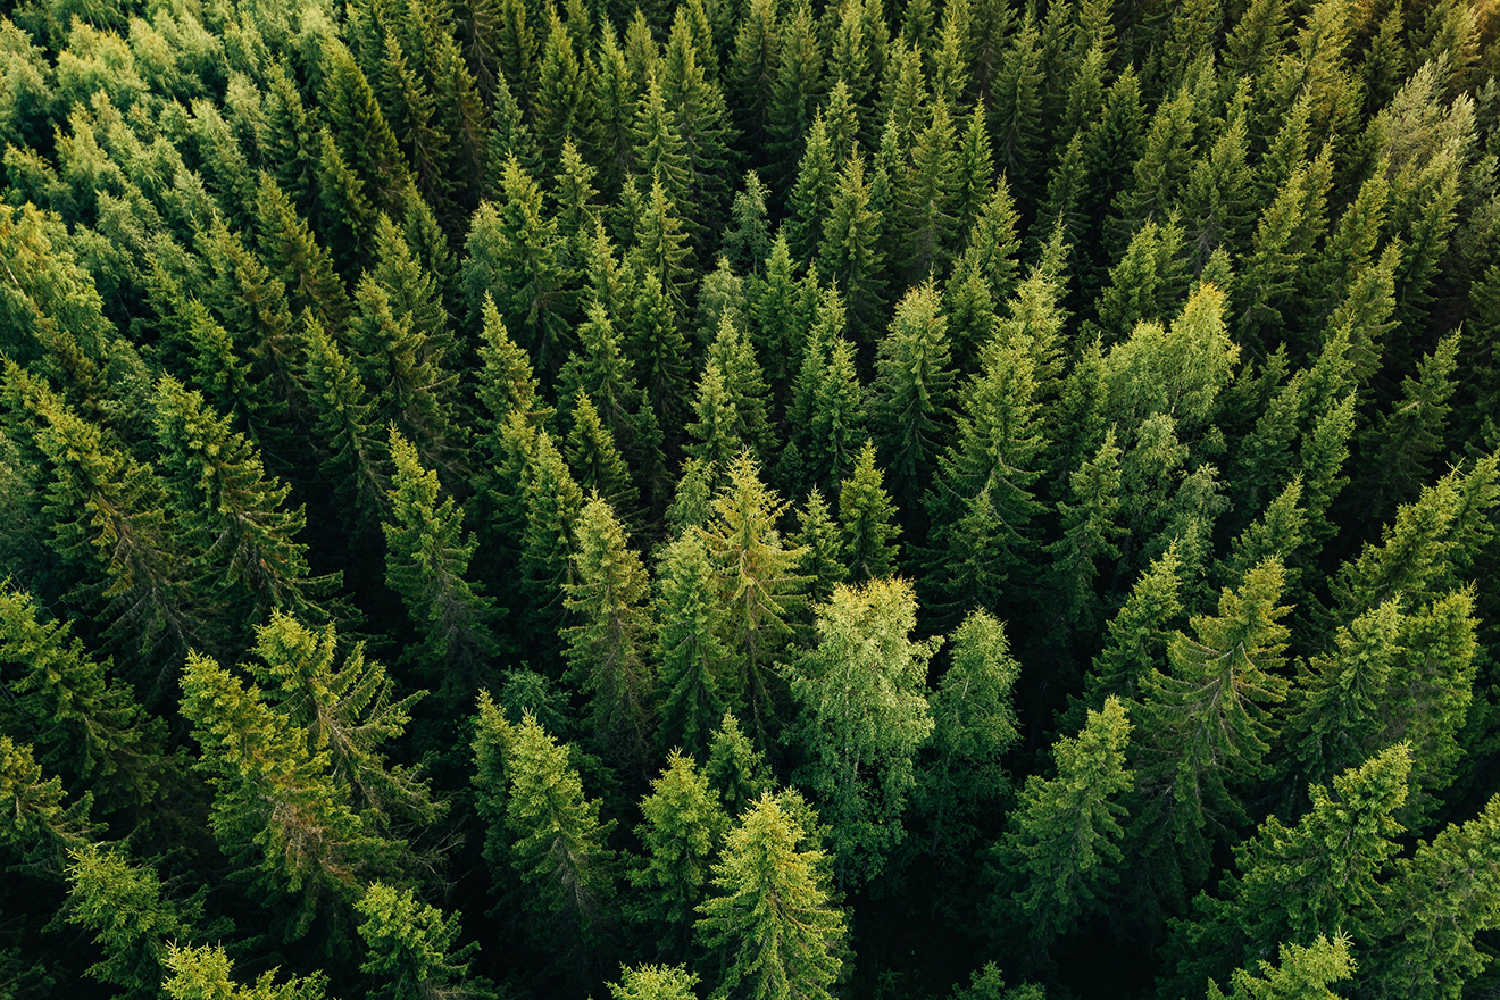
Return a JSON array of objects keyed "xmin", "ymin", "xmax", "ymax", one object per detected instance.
[
  {"xmin": 805, "ymin": 337, "xmax": 869, "ymax": 495},
  {"xmin": 989, "ymin": 697, "xmax": 1133, "ymax": 946},
  {"xmin": 704, "ymin": 712, "xmax": 773, "ymax": 818},
  {"xmin": 1358, "ymin": 333, "xmax": 1460, "ymax": 518},
  {"xmin": 562, "ymin": 495, "xmax": 654, "ymax": 771},
  {"xmin": 629, "ymin": 175, "xmax": 695, "ymax": 315},
  {"xmin": 503, "ymin": 712, "xmax": 617, "ymax": 959},
  {"xmin": 629, "ymin": 750, "xmax": 731, "ymax": 959},
  {"xmin": 1165, "ymin": 745, "xmax": 1409, "ymax": 995},
  {"xmin": 788, "ymin": 113, "xmax": 837, "ymax": 262},
  {"xmin": 64, "ymin": 845, "xmax": 202, "ymax": 999},
  {"xmin": 302, "ymin": 316, "xmax": 390, "ymax": 530},
  {"xmin": 1208, "ymin": 936, "xmax": 1355, "ymax": 1000},
  {"xmin": 654, "ymin": 530, "xmax": 733, "ymax": 760},
  {"xmin": 608, "ymin": 964, "xmax": 701, "ymax": 1000},
  {"xmin": 179, "ymin": 651, "xmax": 397, "ymax": 940},
  {"xmin": 153, "ymin": 376, "xmax": 324, "ymax": 630},
  {"xmin": 384, "ymin": 429, "xmax": 500, "ymax": 698},
  {"xmin": 818, "ymin": 146, "xmax": 886, "ymax": 338},
  {"xmin": 686, "ymin": 362, "xmax": 745, "ymax": 470},
  {"xmin": 765, "ymin": 0, "xmax": 824, "ymax": 184},
  {"xmin": 792, "ymin": 578, "xmax": 937, "ymax": 884},
  {"xmin": 874, "ymin": 282, "xmax": 955, "ymax": 510},
  {"xmin": 924, "ymin": 338, "xmax": 1045, "ymax": 624},
  {"xmin": 243, "ymin": 611, "xmax": 438, "ymax": 828},
  {"xmin": 628, "ymin": 269, "xmax": 692, "ymax": 441},
  {"xmin": 704, "ymin": 314, "xmax": 773, "ymax": 460},
  {"xmin": 662, "ymin": 5, "xmax": 736, "ymax": 237},
  {"xmin": 1046, "ymin": 427, "xmax": 1125, "ymax": 630},
  {"xmin": 567, "ymin": 390, "xmax": 641, "ymax": 519},
  {"xmin": 696, "ymin": 792, "xmax": 846, "ymax": 999},
  {"xmin": 1369, "ymin": 792, "xmax": 1500, "ymax": 999},
  {"xmin": 0, "ymin": 734, "xmax": 98, "ymax": 875},
  {"xmin": 919, "ymin": 609, "xmax": 1021, "ymax": 855},
  {"xmin": 794, "ymin": 486, "xmax": 849, "ymax": 603},
  {"xmin": 15, "ymin": 366, "xmax": 202, "ymax": 698},
  {"xmin": 0, "ymin": 587, "xmax": 164, "ymax": 813},
  {"xmin": 162, "ymin": 943, "xmax": 329, "ymax": 1000},
  {"xmin": 356, "ymin": 882, "xmax": 491, "ymax": 1000},
  {"xmin": 838, "ymin": 440, "xmax": 901, "ymax": 583},
  {"xmin": 253, "ymin": 172, "xmax": 353, "ymax": 336},
  {"xmin": 988, "ymin": 7, "xmax": 1042, "ymax": 204},
  {"xmin": 900, "ymin": 97, "xmax": 960, "ymax": 280},
  {"xmin": 1126, "ymin": 558, "xmax": 1292, "ymax": 915},
  {"xmin": 699, "ymin": 452, "xmax": 808, "ymax": 748}
]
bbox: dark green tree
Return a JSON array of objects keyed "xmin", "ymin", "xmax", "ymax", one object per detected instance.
[{"xmin": 838, "ymin": 439, "xmax": 901, "ymax": 583}]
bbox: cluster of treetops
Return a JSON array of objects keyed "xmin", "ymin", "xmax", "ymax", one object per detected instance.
[{"xmin": 0, "ymin": 0, "xmax": 1499, "ymax": 995}]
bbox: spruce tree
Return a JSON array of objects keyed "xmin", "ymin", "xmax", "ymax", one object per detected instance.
[
  {"xmin": 696, "ymin": 792, "xmax": 847, "ymax": 999},
  {"xmin": 0, "ymin": 587, "xmax": 164, "ymax": 813},
  {"xmin": 989, "ymin": 697, "xmax": 1133, "ymax": 946},
  {"xmin": 818, "ymin": 146, "xmax": 886, "ymax": 338},
  {"xmin": 64, "ymin": 845, "xmax": 202, "ymax": 999},
  {"xmin": 302, "ymin": 316, "xmax": 390, "ymax": 530},
  {"xmin": 162, "ymin": 944, "xmax": 329, "ymax": 1000},
  {"xmin": 152, "ymin": 376, "xmax": 325, "ymax": 631},
  {"xmin": 356, "ymin": 882, "xmax": 492, "ymax": 1000},
  {"xmin": 699, "ymin": 451, "xmax": 808, "ymax": 748},
  {"xmin": 629, "ymin": 750, "xmax": 731, "ymax": 960},
  {"xmin": 794, "ymin": 486, "xmax": 849, "ymax": 603},
  {"xmin": 919, "ymin": 609, "xmax": 1021, "ymax": 856},
  {"xmin": 179, "ymin": 651, "xmax": 397, "ymax": 941},
  {"xmin": 502, "ymin": 712, "xmax": 617, "ymax": 961},
  {"xmin": 874, "ymin": 281, "xmax": 955, "ymax": 510},
  {"xmin": 838, "ymin": 440, "xmax": 901, "ymax": 583},
  {"xmin": 654, "ymin": 530, "xmax": 734, "ymax": 760},
  {"xmin": 383, "ymin": 429, "xmax": 500, "ymax": 698},
  {"xmin": 562, "ymin": 495, "xmax": 654, "ymax": 772}
]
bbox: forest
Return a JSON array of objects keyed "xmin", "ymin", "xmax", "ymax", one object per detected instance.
[{"xmin": 0, "ymin": 0, "xmax": 1498, "ymax": 994}]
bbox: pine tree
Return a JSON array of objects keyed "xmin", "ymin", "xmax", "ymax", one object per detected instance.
[
  {"xmin": 696, "ymin": 792, "xmax": 847, "ymax": 999},
  {"xmin": 356, "ymin": 882, "xmax": 492, "ymax": 1000},
  {"xmin": 1358, "ymin": 334, "xmax": 1460, "ymax": 519},
  {"xmin": 532, "ymin": 8, "xmax": 586, "ymax": 171},
  {"xmin": 792, "ymin": 578, "xmax": 937, "ymax": 884},
  {"xmin": 0, "ymin": 734, "xmax": 98, "ymax": 875},
  {"xmin": 919, "ymin": 609, "xmax": 1021, "ymax": 856},
  {"xmin": 628, "ymin": 269, "xmax": 691, "ymax": 445},
  {"xmin": 1165, "ymin": 745, "xmax": 1408, "ymax": 995},
  {"xmin": 662, "ymin": 5, "xmax": 736, "ymax": 238},
  {"xmin": 704, "ymin": 314, "xmax": 773, "ymax": 460},
  {"xmin": 253, "ymin": 172, "xmax": 353, "ymax": 336},
  {"xmin": 900, "ymin": 97, "xmax": 960, "ymax": 281},
  {"xmin": 838, "ymin": 440, "xmax": 900, "ymax": 583},
  {"xmin": 686, "ymin": 361, "xmax": 745, "ymax": 469},
  {"xmin": 628, "ymin": 175, "xmax": 696, "ymax": 315},
  {"xmin": 562, "ymin": 495, "xmax": 654, "ymax": 771},
  {"xmin": 765, "ymin": 0, "xmax": 824, "ymax": 185},
  {"xmin": 320, "ymin": 43, "xmax": 413, "ymax": 220},
  {"xmin": 515, "ymin": 425, "xmax": 588, "ymax": 644},
  {"xmin": 874, "ymin": 281, "xmax": 955, "ymax": 510},
  {"xmin": 503, "ymin": 712, "xmax": 617, "ymax": 959},
  {"xmin": 631, "ymin": 74, "xmax": 692, "ymax": 210},
  {"xmin": 654, "ymin": 530, "xmax": 734, "ymax": 759},
  {"xmin": 383, "ymin": 429, "xmax": 500, "ymax": 698},
  {"xmin": 629, "ymin": 750, "xmax": 731, "ymax": 959},
  {"xmin": 989, "ymin": 697, "xmax": 1133, "ymax": 945}
]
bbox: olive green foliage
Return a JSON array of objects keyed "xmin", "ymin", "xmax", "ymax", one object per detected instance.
[{"xmin": 1, "ymin": 1, "xmax": 1499, "ymax": 997}]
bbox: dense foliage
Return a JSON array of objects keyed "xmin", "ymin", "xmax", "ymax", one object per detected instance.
[{"xmin": 0, "ymin": 0, "xmax": 1499, "ymax": 996}]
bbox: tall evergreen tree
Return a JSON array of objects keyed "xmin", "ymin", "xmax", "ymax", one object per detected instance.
[
  {"xmin": 696, "ymin": 792, "xmax": 847, "ymax": 999},
  {"xmin": 838, "ymin": 440, "xmax": 901, "ymax": 583},
  {"xmin": 383, "ymin": 429, "xmax": 500, "ymax": 698},
  {"xmin": 562, "ymin": 495, "xmax": 654, "ymax": 772},
  {"xmin": 873, "ymin": 282, "xmax": 955, "ymax": 510},
  {"xmin": 654, "ymin": 530, "xmax": 734, "ymax": 760}
]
